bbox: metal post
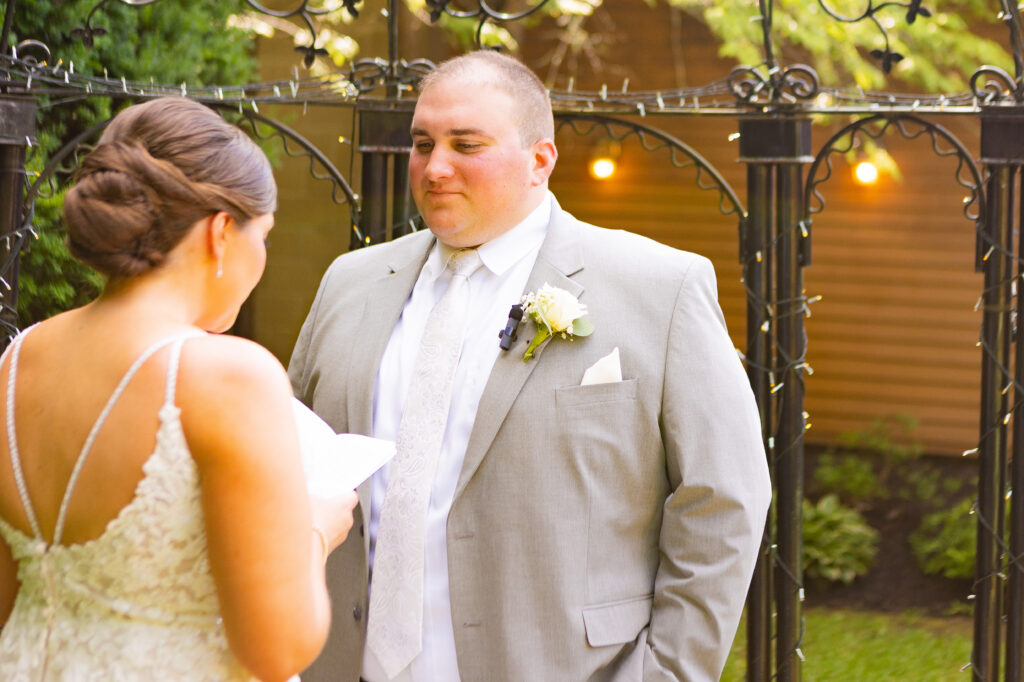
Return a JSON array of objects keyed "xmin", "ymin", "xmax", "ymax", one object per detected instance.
[
  {"xmin": 0, "ymin": 95, "xmax": 36, "ymax": 338},
  {"xmin": 976, "ymin": 163, "xmax": 1011, "ymax": 682},
  {"xmin": 976, "ymin": 113, "xmax": 1022, "ymax": 682},
  {"xmin": 739, "ymin": 117, "xmax": 812, "ymax": 682},
  {"xmin": 1010, "ymin": 168, "xmax": 1024, "ymax": 682},
  {"xmin": 774, "ymin": 158, "xmax": 807, "ymax": 682},
  {"xmin": 358, "ymin": 151, "xmax": 388, "ymax": 246},
  {"xmin": 743, "ymin": 163, "xmax": 774, "ymax": 682},
  {"xmin": 391, "ymin": 152, "xmax": 413, "ymax": 238},
  {"xmin": 356, "ymin": 105, "xmax": 413, "ymax": 246}
]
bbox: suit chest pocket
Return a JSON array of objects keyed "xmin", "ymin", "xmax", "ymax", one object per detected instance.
[
  {"xmin": 554, "ymin": 379, "xmax": 641, "ymax": 461},
  {"xmin": 553, "ymin": 378, "xmax": 650, "ymax": 498}
]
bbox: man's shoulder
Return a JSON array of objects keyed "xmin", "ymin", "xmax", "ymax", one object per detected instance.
[
  {"xmin": 322, "ymin": 229, "xmax": 433, "ymax": 278},
  {"xmin": 566, "ymin": 214, "xmax": 709, "ymax": 277}
]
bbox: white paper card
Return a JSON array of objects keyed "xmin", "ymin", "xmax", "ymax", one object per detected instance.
[
  {"xmin": 291, "ymin": 398, "xmax": 396, "ymax": 498},
  {"xmin": 580, "ymin": 346, "xmax": 623, "ymax": 386}
]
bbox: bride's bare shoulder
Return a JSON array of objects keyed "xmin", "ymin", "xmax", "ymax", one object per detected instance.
[
  {"xmin": 177, "ymin": 335, "xmax": 292, "ymax": 408},
  {"xmin": 176, "ymin": 336, "xmax": 297, "ymax": 465}
]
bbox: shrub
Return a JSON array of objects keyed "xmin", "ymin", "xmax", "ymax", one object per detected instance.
[
  {"xmin": 803, "ymin": 494, "xmax": 879, "ymax": 584},
  {"xmin": 813, "ymin": 413, "xmax": 943, "ymax": 509},
  {"xmin": 813, "ymin": 452, "xmax": 880, "ymax": 505},
  {"xmin": 910, "ymin": 497, "xmax": 976, "ymax": 580}
]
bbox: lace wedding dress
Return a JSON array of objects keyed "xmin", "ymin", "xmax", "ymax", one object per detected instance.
[{"xmin": 0, "ymin": 330, "xmax": 257, "ymax": 681}]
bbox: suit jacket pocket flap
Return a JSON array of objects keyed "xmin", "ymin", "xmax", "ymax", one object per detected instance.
[{"xmin": 582, "ymin": 595, "xmax": 653, "ymax": 647}]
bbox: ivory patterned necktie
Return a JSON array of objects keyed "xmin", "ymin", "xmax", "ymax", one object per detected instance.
[{"xmin": 367, "ymin": 247, "xmax": 483, "ymax": 678}]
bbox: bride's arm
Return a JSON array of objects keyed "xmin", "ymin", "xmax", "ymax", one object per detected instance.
[
  {"xmin": 0, "ymin": 537, "xmax": 16, "ymax": 625},
  {"xmin": 179, "ymin": 335, "xmax": 348, "ymax": 682}
]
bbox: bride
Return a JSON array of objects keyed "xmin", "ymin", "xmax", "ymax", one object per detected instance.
[{"xmin": 0, "ymin": 97, "xmax": 358, "ymax": 681}]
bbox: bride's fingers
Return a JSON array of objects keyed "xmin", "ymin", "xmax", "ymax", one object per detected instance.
[{"xmin": 310, "ymin": 492, "xmax": 359, "ymax": 549}]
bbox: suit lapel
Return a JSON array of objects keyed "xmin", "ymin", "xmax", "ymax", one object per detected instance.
[
  {"xmin": 346, "ymin": 232, "xmax": 434, "ymax": 437},
  {"xmin": 454, "ymin": 202, "xmax": 585, "ymax": 499}
]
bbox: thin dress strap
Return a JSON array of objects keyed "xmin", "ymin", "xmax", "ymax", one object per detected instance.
[
  {"xmin": 5, "ymin": 326, "xmax": 42, "ymax": 540},
  {"xmin": 5, "ymin": 330, "xmax": 201, "ymax": 546},
  {"xmin": 163, "ymin": 336, "xmax": 190, "ymax": 407}
]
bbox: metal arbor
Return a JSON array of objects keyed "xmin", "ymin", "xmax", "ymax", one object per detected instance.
[{"xmin": 3, "ymin": 0, "xmax": 1024, "ymax": 680}]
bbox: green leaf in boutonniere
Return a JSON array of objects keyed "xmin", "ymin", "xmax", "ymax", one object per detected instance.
[{"xmin": 520, "ymin": 284, "xmax": 593, "ymax": 361}]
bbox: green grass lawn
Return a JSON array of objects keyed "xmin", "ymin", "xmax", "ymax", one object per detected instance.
[{"xmin": 721, "ymin": 608, "xmax": 973, "ymax": 681}]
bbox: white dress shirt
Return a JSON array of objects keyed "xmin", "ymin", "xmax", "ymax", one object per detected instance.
[{"xmin": 362, "ymin": 196, "xmax": 551, "ymax": 682}]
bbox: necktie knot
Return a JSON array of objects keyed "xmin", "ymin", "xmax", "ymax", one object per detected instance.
[{"xmin": 446, "ymin": 248, "xmax": 482, "ymax": 279}]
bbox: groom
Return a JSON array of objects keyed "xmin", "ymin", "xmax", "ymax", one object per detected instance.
[{"xmin": 289, "ymin": 50, "xmax": 771, "ymax": 682}]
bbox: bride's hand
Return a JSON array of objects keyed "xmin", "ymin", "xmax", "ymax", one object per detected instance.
[{"xmin": 310, "ymin": 490, "xmax": 359, "ymax": 553}]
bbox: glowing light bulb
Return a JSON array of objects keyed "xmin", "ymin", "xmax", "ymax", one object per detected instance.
[
  {"xmin": 590, "ymin": 158, "xmax": 616, "ymax": 180},
  {"xmin": 854, "ymin": 161, "xmax": 879, "ymax": 185}
]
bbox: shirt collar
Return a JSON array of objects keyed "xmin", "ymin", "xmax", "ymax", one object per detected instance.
[{"xmin": 426, "ymin": 193, "xmax": 551, "ymax": 280}]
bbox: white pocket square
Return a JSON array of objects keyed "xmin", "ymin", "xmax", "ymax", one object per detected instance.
[{"xmin": 581, "ymin": 347, "xmax": 623, "ymax": 386}]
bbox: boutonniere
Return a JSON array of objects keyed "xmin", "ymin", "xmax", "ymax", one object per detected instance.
[{"xmin": 520, "ymin": 283, "xmax": 594, "ymax": 361}]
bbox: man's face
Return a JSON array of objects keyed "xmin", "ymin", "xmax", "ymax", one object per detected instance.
[{"xmin": 409, "ymin": 77, "xmax": 544, "ymax": 248}]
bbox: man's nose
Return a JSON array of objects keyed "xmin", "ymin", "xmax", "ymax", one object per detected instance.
[{"xmin": 423, "ymin": 148, "xmax": 454, "ymax": 181}]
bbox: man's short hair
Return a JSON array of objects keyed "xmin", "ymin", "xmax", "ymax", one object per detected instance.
[{"xmin": 418, "ymin": 50, "xmax": 555, "ymax": 147}]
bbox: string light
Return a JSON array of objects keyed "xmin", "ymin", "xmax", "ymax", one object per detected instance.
[
  {"xmin": 854, "ymin": 160, "xmax": 879, "ymax": 184},
  {"xmin": 590, "ymin": 158, "xmax": 615, "ymax": 180}
]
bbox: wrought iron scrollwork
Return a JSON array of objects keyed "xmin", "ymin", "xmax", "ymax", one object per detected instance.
[
  {"xmin": 817, "ymin": 0, "xmax": 932, "ymax": 74},
  {"xmin": 69, "ymin": 0, "xmax": 161, "ymax": 49},
  {"xmin": 727, "ymin": 64, "xmax": 819, "ymax": 106},
  {"xmin": 214, "ymin": 106, "xmax": 363, "ymax": 243},
  {"xmin": 347, "ymin": 57, "xmax": 435, "ymax": 96},
  {"xmin": 242, "ymin": 1, "xmax": 361, "ymax": 68},
  {"xmin": 427, "ymin": 0, "xmax": 552, "ymax": 48},
  {"xmin": 803, "ymin": 114, "xmax": 984, "ymax": 225},
  {"xmin": 970, "ymin": 65, "xmax": 1023, "ymax": 104},
  {"xmin": 556, "ymin": 114, "xmax": 745, "ymax": 221},
  {"xmin": 970, "ymin": 2, "xmax": 1024, "ymax": 105},
  {"xmin": 10, "ymin": 40, "xmax": 48, "ymax": 66}
]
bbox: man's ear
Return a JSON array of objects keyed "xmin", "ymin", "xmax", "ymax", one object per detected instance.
[{"xmin": 530, "ymin": 138, "xmax": 558, "ymax": 186}]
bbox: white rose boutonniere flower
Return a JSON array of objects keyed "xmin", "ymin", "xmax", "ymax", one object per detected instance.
[{"xmin": 520, "ymin": 283, "xmax": 594, "ymax": 361}]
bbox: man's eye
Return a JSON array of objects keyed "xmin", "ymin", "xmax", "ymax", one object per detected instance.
[
  {"xmin": 414, "ymin": 141, "xmax": 433, "ymax": 152},
  {"xmin": 456, "ymin": 142, "xmax": 480, "ymax": 151}
]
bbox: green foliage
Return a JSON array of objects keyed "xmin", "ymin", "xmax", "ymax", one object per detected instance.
[
  {"xmin": 910, "ymin": 497, "xmax": 976, "ymax": 580},
  {"xmin": 813, "ymin": 452, "xmax": 880, "ymax": 505},
  {"xmin": 802, "ymin": 494, "xmax": 879, "ymax": 584},
  {"xmin": 665, "ymin": 0, "xmax": 1011, "ymax": 91},
  {"xmin": 813, "ymin": 413, "xmax": 932, "ymax": 506},
  {"xmin": 837, "ymin": 413, "xmax": 922, "ymax": 464},
  {"xmin": 12, "ymin": 0, "xmax": 259, "ymax": 323}
]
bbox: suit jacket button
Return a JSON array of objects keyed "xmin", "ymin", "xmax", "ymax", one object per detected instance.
[{"xmin": 353, "ymin": 604, "xmax": 363, "ymax": 622}]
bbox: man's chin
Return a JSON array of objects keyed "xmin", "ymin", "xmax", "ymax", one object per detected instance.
[
  {"xmin": 422, "ymin": 215, "xmax": 462, "ymax": 241},
  {"xmin": 428, "ymin": 229, "xmax": 464, "ymax": 247}
]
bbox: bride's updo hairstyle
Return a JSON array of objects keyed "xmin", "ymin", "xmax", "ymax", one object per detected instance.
[{"xmin": 63, "ymin": 97, "xmax": 277, "ymax": 279}]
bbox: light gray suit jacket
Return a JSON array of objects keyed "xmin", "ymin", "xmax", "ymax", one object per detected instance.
[{"xmin": 288, "ymin": 200, "xmax": 772, "ymax": 682}]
